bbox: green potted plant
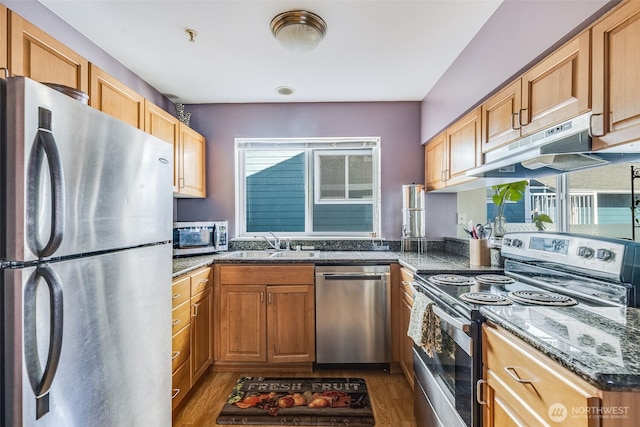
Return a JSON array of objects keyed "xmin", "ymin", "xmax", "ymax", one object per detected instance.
[
  {"xmin": 531, "ymin": 209, "xmax": 553, "ymax": 231},
  {"xmin": 491, "ymin": 180, "xmax": 529, "ymax": 237}
]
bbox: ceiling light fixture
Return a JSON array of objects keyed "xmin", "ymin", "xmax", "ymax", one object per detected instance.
[
  {"xmin": 185, "ymin": 29, "xmax": 197, "ymax": 42},
  {"xmin": 270, "ymin": 10, "xmax": 327, "ymax": 52}
]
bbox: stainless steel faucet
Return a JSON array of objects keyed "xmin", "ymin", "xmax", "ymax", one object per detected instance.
[{"xmin": 255, "ymin": 232, "xmax": 281, "ymax": 250}]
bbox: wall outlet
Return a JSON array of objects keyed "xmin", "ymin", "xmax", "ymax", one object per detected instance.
[{"xmin": 457, "ymin": 212, "xmax": 467, "ymax": 225}]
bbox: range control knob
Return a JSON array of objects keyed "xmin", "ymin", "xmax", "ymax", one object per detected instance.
[
  {"xmin": 512, "ymin": 238, "xmax": 523, "ymax": 248},
  {"xmin": 577, "ymin": 246, "xmax": 594, "ymax": 259},
  {"xmin": 596, "ymin": 248, "xmax": 615, "ymax": 262},
  {"xmin": 503, "ymin": 238, "xmax": 511, "ymax": 247}
]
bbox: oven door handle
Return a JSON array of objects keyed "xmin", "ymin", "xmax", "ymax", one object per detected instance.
[{"xmin": 432, "ymin": 305, "xmax": 470, "ymax": 333}]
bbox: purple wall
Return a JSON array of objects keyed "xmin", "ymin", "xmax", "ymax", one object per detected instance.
[
  {"xmin": 176, "ymin": 102, "xmax": 423, "ymax": 239},
  {"xmin": 420, "ymin": 0, "xmax": 620, "ymax": 144}
]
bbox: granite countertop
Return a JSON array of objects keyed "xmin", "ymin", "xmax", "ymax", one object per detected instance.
[
  {"xmin": 172, "ymin": 250, "xmax": 501, "ymax": 278},
  {"xmin": 481, "ymin": 305, "xmax": 640, "ymax": 392}
]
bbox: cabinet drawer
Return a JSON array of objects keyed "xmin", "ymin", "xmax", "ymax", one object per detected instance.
[
  {"xmin": 190, "ymin": 267, "xmax": 211, "ymax": 295},
  {"xmin": 172, "ymin": 358, "xmax": 191, "ymax": 411},
  {"xmin": 483, "ymin": 324, "xmax": 599, "ymax": 425},
  {"xmin": 172, "ymin": 300, "xmax": 191, "ymax": 335},
  {"xmin": 172, "ymin": 276, "xmax": 190, "ymax": 308},
  {"xmin": 220, "ymin": 264, "xmax": 315, "ymax": 285},
  {"xmin": 172, "ymin": 322, "xmax": 190, "ymax": 372}
]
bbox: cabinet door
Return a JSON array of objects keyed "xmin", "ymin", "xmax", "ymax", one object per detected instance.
[
  {"xmin": 145, "ymin": 101, "xmax": 181, "ymax": 193},
  {"xmin": 9, "ymin": 11, "xmax": 89, "ymax": 92},
  {"xmin": 177, "ymin": 124, "xmax": 207, "ymax": 198},
  {"xmin": 425, "ymin": 131, "xmax": 446, "ymax": 191},
  {"xmin": 446, "ymin": 107, "xmax": 481, "ymax": 186},
  {"xmin": 481, "ymin": 80, "xmax": 522, "ymax": 153},
  {"xmin": 220, "ymin": 285, "xmax": 266, "ymax": 362},
  {"xmin": 592, "ymin": 1, "xmax": 640, "ymax": 149},
  {"xmin": 267, "ymin": 285, "xmax": 315, "ymax": 363},
  {"xmin": 191, "ymin": 287, "xmax": 212, "ymax": 385},
  {"xmin": 1, "ymin": 5, "xmax": 7, "ymax": 71},
  {"xmin": 400, "ymin": 287, "xmax": 414, "ymax": 389},
  {"xmin": 521, "ymin": 31, "xmax": 590, "ymax": 136},
  {"xmin": 89, "ymin": 64, "xmax": 145, "ymax": 129}
]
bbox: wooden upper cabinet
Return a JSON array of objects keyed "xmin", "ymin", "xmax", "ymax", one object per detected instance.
[
  {"xmin": 481, "ymin": 80, "xmax": 522, "ymax": 153},
  {"xmin": 480, "ymin": 31, "xmax": 590, "ymax": 154},
  {"xmin": 8, "ymin": 11, "xmax": 88, "ymax": 92},
  {"xmin": 521, "ymin": 30, "xmax": 591, "ymax": 136},
  {"xmin": 89, "ymin": 64, "xmax": 144, "ymax": 129},
  {"xmin": 145, "ymin": 101, "xmax": 181, "ymax": 193},
  {"xmin": 446, "ymin": 107, "xmax": 481, "ymax": 186},
  {"xmin": 425, "ymin": 131, "xmax": 446, "ymax": 191},
  {"xmin": 1, "ymin": 5, "xmax": 7, "ymax": 71},
  {"xmin": 592, "ymin": 0, "xmax": 640, "ymax": 150},
  {"xmin": 177, "ymin": 124, "xmax": 207, "ymax": 198}
]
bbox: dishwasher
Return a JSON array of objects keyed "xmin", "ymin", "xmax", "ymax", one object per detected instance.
[{"xmin": 315, "ymin": 265, "xmax": 391, "ymax": 364}]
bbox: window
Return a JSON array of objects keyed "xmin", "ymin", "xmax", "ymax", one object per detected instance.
[
  {"xmin": 484, "ymin": 161, "xmax": 640, "ymax": 240},
  {"xmin": 236, "ymin": 138, "xmax": 380, "ymax": 237}
]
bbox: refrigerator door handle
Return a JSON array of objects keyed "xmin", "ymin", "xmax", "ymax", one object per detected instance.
[
  {"xmin": 23, "ymin": 265, "xmax": 64, "ymax": 419},
  {"xmin": 26, "ymin": 107, "xmax": 66, "ymax": 258}
]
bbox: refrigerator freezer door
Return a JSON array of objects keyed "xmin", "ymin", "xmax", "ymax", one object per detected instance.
[
  {"xmin": 2, "ymin": 244, "xmax": 172, "ymax": 427},
  {"xmin": 3, "ymin": 77, "xmax": 173, "ymax": 263}
]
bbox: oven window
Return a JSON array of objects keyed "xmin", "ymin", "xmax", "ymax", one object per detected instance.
[{"xmin": 415, "ymin": 326, "xmax": 473, "ymax": 426}]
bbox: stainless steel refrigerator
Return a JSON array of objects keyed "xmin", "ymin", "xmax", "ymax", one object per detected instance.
[{"xmin": 1, "ymin": 77, "xmax": 173, "ymax": 426}]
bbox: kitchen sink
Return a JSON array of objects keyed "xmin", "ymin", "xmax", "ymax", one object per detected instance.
[
  {"xmin": 222, "ymin": 250, "xmax": 319, "ymax": 259},
  {"xmin": 222, "ymin": 250, "xmax": 277, "ymax": 258},
  {"xmin": 270, "ymin": 251, "xmax": 320, "ymax": 258}
]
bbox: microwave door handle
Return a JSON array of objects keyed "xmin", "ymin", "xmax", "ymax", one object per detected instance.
[
  {"xmin": 432, "ymin": 305, "xmax": 471, "ymax": 333},
  {"xmin": 24, "ymin": 265, "xmax": 64, "ymax": 419},
  {"xmin": 26, "ymin": 108, "xmax": 65, "ymax": 258}
]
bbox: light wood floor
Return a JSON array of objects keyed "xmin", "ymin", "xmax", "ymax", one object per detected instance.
[{"xmin": 173, "ymin": 369, "xmax": 417, "ymax": 427}]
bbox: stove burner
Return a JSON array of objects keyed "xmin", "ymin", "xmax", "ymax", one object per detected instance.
[
  {"xmin": 475, "ymin": 274, "xmax": 516, "ymax": 285},
  {"xmin": 460, "ymin": 292, "xmax": 512, "ymax": 305},
  {"xmin": 429, "ymin": 274, "xmax": 475, "ymax": 286},
  {"xmin": 507, "ymin": 290, "xmax": 578, "ymax": 306}
]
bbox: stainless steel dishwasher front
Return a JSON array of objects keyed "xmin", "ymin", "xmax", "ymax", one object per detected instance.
[{"xmin": 315, "ymin": 265, "xmax": 391, "ymax": 364}]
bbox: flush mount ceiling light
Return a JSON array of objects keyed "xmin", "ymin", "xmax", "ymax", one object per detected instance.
[
  {"xmin": 270, "ymin": 10, "xmax": 327, "ymax": 52},
  {"xmin": 276, "ymin": 86, "xmax": 295, "ymax": 96}
]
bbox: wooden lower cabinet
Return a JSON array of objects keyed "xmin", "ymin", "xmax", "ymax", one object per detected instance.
[
  {"xmin": 480, "ymin": 323, "xmax": 639, "ymax": 427},
  {"xmin": 397, "ymin": 267, "xmax": 414, "ymax": 389},
  {"xmin": 215, "ymin": 264, "xmax": 315, "ymax": 369},
  {"xmin": 171, "ymin": 266, "xmax": 212, "ymax": 412}
]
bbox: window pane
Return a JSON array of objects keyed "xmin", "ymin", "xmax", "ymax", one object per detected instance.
[
  {"xmin": 567, "ymin": 162, "xmax": 640, "ymax": 239},
  {"xmin": 245, "ymin": 150, "xmax": 305, "ymax": 232},
  {"xmin": 319, "ymin": 155, "xmax": 346, "ymax": 199},
  {"xmin": 313, "ymin": 204, "xmax": 373, "ymax": 232},
  {"xmin": 348, "ymin": 154, "xmax": 373, "ymax": 199}
]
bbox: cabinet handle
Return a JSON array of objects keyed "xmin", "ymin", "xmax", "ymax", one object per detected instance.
[
  {"xmin": 172, "ymin": 351, "xmax": 181, "ymax": 360},
  {"xmin": 172, "ymin": 319, "xmax": 181, "ymax": 327},
  {"xmin": 511, "ymin": 112, "xmax": 520, "ymax": 130},
  {"xmin": 476, "ymin": 379, "xmax": 487, "ymax": 405},
  {"xmin": 199, "ymin": 279, "xmax": 209, "ymax": 285},
  {"xmin": 268, "ymin": 292, "xmax": 272, "ymax": 304},
  {"xmin": 192, "ymin": 303, "xmax": 199, "ymax": 317},
  {"xmin": 172, "ymin": 389, "xmax": 180, "ymax": 399},
  {"xmin": 589, "ymin": 112, "xmax": 605, "ymax": 137},
  {"xmin": 518, "ymin": 108, "xmax": 529, "ymax": 126},
  {"xmin": 401, "ymin": 280, "xmax": 411, "ymax": 285},
  {"xmin": 179, "ymin": 178, "xmax": 185, "ymax": 189},
  {"xmin": 172, "ymin": 293, "xmax": 180, "ymax": 300},
  {"xmin": 504, "ymin": 366, "xmax": 533, "ymax": 384},
  {"xmin": 260, "ymin": 291, "xmax": 264, "ymax": 303}
]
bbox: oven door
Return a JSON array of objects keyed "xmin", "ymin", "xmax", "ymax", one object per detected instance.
[{"xmin": 413, "ymin": 302, "xmax": 477, "ymax": 427}]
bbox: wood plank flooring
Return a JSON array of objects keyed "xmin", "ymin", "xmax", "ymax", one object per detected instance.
[{"xmin": 173, "ymin": 369, "xmax": 417, "ymax": 427}]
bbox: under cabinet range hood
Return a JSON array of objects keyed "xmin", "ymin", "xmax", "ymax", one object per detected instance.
[{"xmin": 467, "ymin": 112, "xmax": 640, "ymax": 178}]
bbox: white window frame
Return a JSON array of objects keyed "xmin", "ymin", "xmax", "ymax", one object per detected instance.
[{"xmin": 235, "ymin": 137, "xmax": 381, "ymax": 238}]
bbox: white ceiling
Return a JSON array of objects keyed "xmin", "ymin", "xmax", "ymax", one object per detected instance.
[{"xmin": 38, "ymin": 0, "xmax": 502, "ymax": 104}]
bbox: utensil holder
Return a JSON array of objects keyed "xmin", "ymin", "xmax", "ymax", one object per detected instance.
[{"xmin": 469, "ymin": 239, "xmax": 491, "ymax": 266}]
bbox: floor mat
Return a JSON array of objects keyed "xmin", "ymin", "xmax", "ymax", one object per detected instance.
[{"xmin": 216, "ymin": 376, "xmax": 375, "ymax": 426}]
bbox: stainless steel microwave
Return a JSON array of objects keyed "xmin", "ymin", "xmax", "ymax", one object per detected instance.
[{"xmin": 173, "ymin": 221, "xmax": 228, "ymax": 256}]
